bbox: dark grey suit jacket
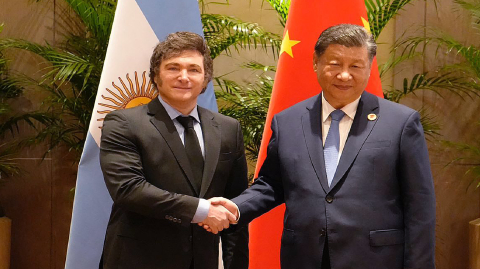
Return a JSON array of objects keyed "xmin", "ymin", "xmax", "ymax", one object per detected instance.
[
  {"xmin": 100, "ymin": 98, "xmax": 249, "ymax": 269},
  {"xmin": 232, "ymin": 91, "xmax": 436, "ymax": 269}
]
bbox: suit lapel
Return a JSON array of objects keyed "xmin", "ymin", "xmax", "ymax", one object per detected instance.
[
  {"xmin": 329, "ymin": 92, "xmax": 380, "ymax": 190},
  {"xmin": 147, "ymin": 98, "xmax": 200, "ymax": 195},
  {"xmin": 302, "ymin": 95, "xmax": 330, "ymax": 193},
  {"xmin": 198, "ymin": 107, "xmax": 221, "ymax": 198}
]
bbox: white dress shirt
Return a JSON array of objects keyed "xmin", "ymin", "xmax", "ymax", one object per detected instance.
[
  {"xmin": 158, "ymin": 96, "xmax": 209, "ymax": 223},
  {"xmin": 321, "ymin": 93, "xmax": 361, "ymax": 163}
]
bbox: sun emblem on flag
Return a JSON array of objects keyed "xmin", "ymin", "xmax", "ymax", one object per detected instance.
[{"xmin": 96, "ymin": 71, "xmax": 158, "ymax": 125}]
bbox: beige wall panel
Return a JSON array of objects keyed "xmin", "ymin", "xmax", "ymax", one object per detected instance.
[
  {"xmin": 1, "ymin": 0, "xmax": 70, "ymax": 269},
  {"xmin": 0, "ymin": 0, "xmax": 478, "ymax": 268},
  {"xmin": 201, "ymin": 0, "xmax": 284, "ymax": 35},
  {"xmin": 0, "ymin": 159, "xmax": 53, "ymax": 269},
  {"xmin": 395, "ymin": 1, "xmax": 480, "ymax": 269},
  {"xmin": 50, "ymin": 147, "xmax": 76, "ymax": 269},
  {"xmin": 376, "ymin": 18, "xmax": 396, "ymax": 90}
]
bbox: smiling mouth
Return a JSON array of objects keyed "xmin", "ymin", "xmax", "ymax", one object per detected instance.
[
  {"xmin": 334, "ymin": 85, "xmax": 352, "ymax": 90},
  {"xmin": 174, "ymin": 87, "xmax": 191, "ymax": 90}
]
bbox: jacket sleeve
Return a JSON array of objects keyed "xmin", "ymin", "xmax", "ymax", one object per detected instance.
[
  {"xmin": 220, "ymin": 120, "xmax": 249, "ymax": 269},
  {"xmin": 100, "ymin": 111, "xmax": 199, "ymax": 225},
  {"xmin": 399, "ymin": 111, "xmax": 436, "ymax": 269},
  {"xmin": 232, "ymin": 115, "xmax": 285, "ymax": 226}
]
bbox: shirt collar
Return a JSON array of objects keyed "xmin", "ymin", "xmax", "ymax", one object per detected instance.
[
  {"xmin": 158, "ymin": 95, "xmax": 200, "ymax": 123},
  {"xmin": 321, "ymin": 92, "xmax": 361, "ymax": 123}
]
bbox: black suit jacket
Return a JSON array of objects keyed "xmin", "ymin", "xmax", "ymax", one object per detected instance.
[
  {"xmin": 232, "ymin": 92, "xmax": 436, "ymax": 269},
  {"xmin": 100, "ymin": 98, "xmax": 249, "ymax": 269}
]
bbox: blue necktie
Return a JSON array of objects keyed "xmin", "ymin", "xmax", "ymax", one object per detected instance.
[{"xmin": 324, "ymin": 109, "xmax": 345, "ymax": 186}]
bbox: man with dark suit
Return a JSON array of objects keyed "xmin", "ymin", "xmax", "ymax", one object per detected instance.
[
  {"xmin": 206, "ymin": 24, "xmax": 436, "ymax": 269},
  {"xmin": 99, "ymin": 32, "xmax": 249, "ymax": 269}
]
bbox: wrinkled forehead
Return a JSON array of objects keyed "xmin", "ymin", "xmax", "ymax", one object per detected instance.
[{"xmin": 318, "ymin": 44, "xmax": 369, "ymax": 61}]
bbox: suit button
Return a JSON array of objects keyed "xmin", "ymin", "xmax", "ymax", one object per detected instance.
[
  {"xmin": 325, "ymin": 195, "xmax": 334, "ymax": 203},
  {"xmin": 320, "ymin": 229, "xmax": 326, "ymax": 237},
  {"xmin": 189, "ymin": 236, "xmax": 192, "ymax": 242},
  {"xmin": 178, "ymin": 219, "xmax": 182, "ymax": 224},
  {"xmin": 165, "ymin": 215, "xmax": 170, "ymax": 220}
]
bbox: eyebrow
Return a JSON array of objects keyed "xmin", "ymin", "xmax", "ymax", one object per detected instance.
[{"xmin": 164, "ymin": 62, "xmax": 202, "ymax": 68}]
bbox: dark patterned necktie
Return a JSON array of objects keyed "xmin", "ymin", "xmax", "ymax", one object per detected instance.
[{"xmin": 177, "ymin": 116, "xmax": 203, "ymax": 191}]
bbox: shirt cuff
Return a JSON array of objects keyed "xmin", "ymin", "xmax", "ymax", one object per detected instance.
[
  {"xmin": 233, "ymin": 203, "xmax": 240, "ymax": 224},
  {"xmin": 191, "ymin": 198, "xmax": 210, "ymax": 223}
]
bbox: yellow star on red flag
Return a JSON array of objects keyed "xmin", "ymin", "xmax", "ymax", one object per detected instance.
[
  {"xmin": 361, "ymin": 17, "xmax": 371, "ymax": 34},
  {"xmin": 280, "ymin": 30, "xmax": 301, "ymax": 58}
]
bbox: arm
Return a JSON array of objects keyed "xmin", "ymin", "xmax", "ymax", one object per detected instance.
[
  {"xmin": 399, "ymin": 111, "xmax": 436, "ymax": 269},
  {"xmin": 100, "ymin": 111, "xmax": 199, "ymax": 224},
  {"xmin": 231, "ymin": 115, "xmax": 285, "ymax": 226}
]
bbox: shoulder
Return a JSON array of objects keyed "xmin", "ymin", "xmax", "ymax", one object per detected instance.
[
  {"xmin": 104, "ymin": 103, "xmax": 148, "ymax": 121},
  {"xmin": 376, "ymin": 95, "xmax": 418, "ymax": 119},
  {"xmin": 275, "ymin": 94, "xmax": 320, "ymax": 118}
]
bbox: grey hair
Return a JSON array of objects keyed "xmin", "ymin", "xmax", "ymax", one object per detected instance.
[{"xmin": 314, "ymin": 24, "xmax": 377, "ymax": 63}]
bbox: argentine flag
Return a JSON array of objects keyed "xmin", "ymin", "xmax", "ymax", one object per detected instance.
[{"xmin": 65, "ymin": 0, "xmax": 217, "ymax": 268}]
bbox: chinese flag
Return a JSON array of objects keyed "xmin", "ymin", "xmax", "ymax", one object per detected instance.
[{"xmin": 248, "ymin": 0, "xmax": 384, "ymax": 268}]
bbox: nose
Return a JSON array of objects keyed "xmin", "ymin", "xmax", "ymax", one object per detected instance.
[
  {"xmin": 178, "ymin": 69, "xmax": 189, "ymax": 82},
  {"xmin": 337, "ymin": 70, "xmax": 352, "ymax": 81}
]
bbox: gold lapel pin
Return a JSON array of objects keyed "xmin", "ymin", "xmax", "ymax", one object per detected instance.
[{"xmin": 367, "ymin": 113, "xmax": 377, "ymax": 121}]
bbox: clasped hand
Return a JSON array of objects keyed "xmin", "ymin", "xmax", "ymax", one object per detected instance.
[{"xmin": 198, "ymin": 197, "xmax": 238, "ymax": 234}]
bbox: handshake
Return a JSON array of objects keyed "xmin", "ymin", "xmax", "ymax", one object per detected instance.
[{"xmin": 198, "ymin": 197, "xmax": 238, "ymax": 234}]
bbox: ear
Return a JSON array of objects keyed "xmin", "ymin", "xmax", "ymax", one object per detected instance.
[
  {"xmin": 312, "ymin": 53, "xmax": 319, "ymax": 72},
  {"xmin": 201, "ymin": 78, "xmax": 209, "ymax": 93}
]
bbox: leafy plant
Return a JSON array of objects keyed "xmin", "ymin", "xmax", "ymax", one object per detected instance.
[
  {"xmin": 202, "ymin": 13, "xmax": 282, "ymax": 58},
  {"xmin": 262, "ymin": 0, "xmax": 290, "ymax": 26},
  {"xmin": 216, "ymin": 62, "xmax": 276, "ymax": 160},
  {"xmin": 364, "ymin": 0, "xmax": 431, "ymax": 40},
  {"xmin": 0, "ymin": 0, "xmax": 281, "ymax": 162},
  {"xmin": 443, "ymin": 131, "xmax": 480, "ymax": 189},
  {"xmin": 381, "ymin": 0, "xmax": 480, "ymax": 187},
  {"xmin": 0, "ymin": 0, "xmax": 116, "ymax": 160}
]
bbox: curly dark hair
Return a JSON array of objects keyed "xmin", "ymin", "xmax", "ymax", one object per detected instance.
[{"xmin": 149, "ymin": 32, "xmax": 213, "ymax": 93}]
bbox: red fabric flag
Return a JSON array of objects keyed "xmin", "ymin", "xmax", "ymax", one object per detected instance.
[{"xmin": 248, "ymin": 1, "xmax": 384, "ymax": 268}]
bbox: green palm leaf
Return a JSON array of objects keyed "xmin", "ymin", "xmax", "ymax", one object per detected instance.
[
  {"xmin": 455, "ymin": 0, "xmax": 480, "ymax": 32},
  {"xmin": 417, "ymin": 107, "xmax": 441, "ymax": 140},
  {"xmin": 397, "ymin": 33, "xmax": 480, "ymax": 78},
  {"xmin": 263, "ymin": 0, "xmax": 290, "ymax": 26},
  {"xmin": 365, "ymin": 0, "xmax": 426, "ymax": 40},
  {"xmin": 0, "ymin": 39, "xmax": 96, "ymax": 89},
  {"xmin": 216, "ymin": 75, "xmax": 273, "ymax": 161},
  {"xmin": 384, "ymin": 72, "xmax": 479, "ymax": 102},
  {"xmin": 202, "ymin": 13, "xmax": 282, "ymax": 59},
  {"xmin": 63, "ymin": 0, "xmax": 116, "ymax": 46},
  {"xmin": 443, "ymin": 128, "xmax": 480, "ymax": 189},
  {"xmin": 0, "ymin": 143, "xmax": 21, "ymax": 177}
]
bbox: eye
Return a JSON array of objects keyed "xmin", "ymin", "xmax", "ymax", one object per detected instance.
[{"xmin": 167, "ymin": 67, "xmax": 179, "ymax": 71}]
